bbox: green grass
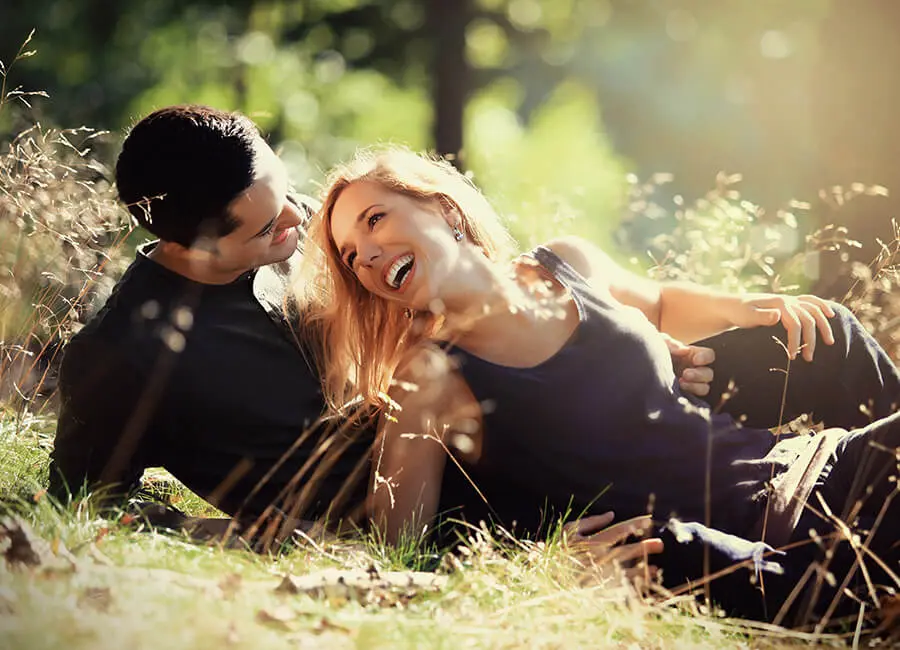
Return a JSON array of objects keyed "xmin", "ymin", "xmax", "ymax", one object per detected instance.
[{"xmin": 0, "ymin": 409, "xmax": 852, "ymax": 650}]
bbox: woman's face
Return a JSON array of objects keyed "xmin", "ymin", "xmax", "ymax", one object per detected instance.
[{"xmin": 329, "ymin": 180, "xmax": 462, "ymax": 310}]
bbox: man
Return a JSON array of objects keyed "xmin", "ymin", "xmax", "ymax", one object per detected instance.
[{"xmin": 49, "ymin": 106, "xmax": 372, "ymax": 540}]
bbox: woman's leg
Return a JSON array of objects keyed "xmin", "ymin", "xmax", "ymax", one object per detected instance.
[{"xmin": 695, "ymin": 302, "xmax": 900, "ymax": 430}]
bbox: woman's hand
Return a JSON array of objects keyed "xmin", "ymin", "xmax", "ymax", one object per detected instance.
[{"xmin": 727, "ymin": 294, "xmax": 835, "ymax": 362}]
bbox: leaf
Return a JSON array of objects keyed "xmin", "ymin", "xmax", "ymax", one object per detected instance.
[
  {"xmin": 313, "ymin": 617, "xmax": 350, "ymax": 635},
  {"xmin": 273, "ymin": 569, "xmax": 447, "ymax": 609},
  {"xmin": 256, "ymin": 606, "xmax": 296, "ymax": 629},
  {"xmin": 275, "ymin": 575, "xmax": 300, "ymax": 595},
  {"xmin": 78, "ymin": 586, "xmax": 112, "ymax": 612},
  {"xmin": 1, "ymin": 516, "xmax": 44, "ymax": 567},
  {"xmin": 218, "ymin": 573, "xmax": 242, "ymax": 600},
  {"xmin": 225, "ymin": 623, "xmax": 240, "ymax": 645}
]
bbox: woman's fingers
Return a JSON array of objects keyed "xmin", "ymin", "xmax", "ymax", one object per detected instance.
[
  {"xmin": 799, "ymin": 294, "xmax": 836, "ymax": 319},
  {"xmin": 778, "ymin": 301, "xmax": 802, "ymax": 358},
  {"xmin": 745, "ymin": 294, "xmax": 837, "ymax": 361},
  {"xmin": 795, "ymin": 305, "xmax": 817, "ymax": 361},
  {"xmin": 798, "ymin": 295, "xmax": 835, "ymax": 347}
]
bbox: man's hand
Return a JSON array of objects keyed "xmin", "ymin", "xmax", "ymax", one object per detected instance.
[
  {"xmin": 562, "ymin": 512, "xmax": 663, "ymax": 582},
  {"xmin": 662, "ymin": 334, "xmax": 715, "ymax": 397},
  {"xmin": 727, "ymin": 294, "xmax": 835, "ymax": 362}
]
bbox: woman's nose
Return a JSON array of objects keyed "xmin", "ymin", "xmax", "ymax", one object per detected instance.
[{"xmin": 358, "ymin": 241, "xmax": 381, "ymax": 267}]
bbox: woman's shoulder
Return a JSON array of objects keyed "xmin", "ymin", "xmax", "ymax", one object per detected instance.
[
  {"xmin": 537, "ymin": 236, "xmax": 612, "ymax": 279},
  {"xmin": 532, "ymin": 235, "xmax": 619, "ymax": 287}
]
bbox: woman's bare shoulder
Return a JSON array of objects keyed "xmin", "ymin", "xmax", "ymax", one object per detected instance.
[{"xmin": 540, "ymin": 235, "xmax": 613, "ymax": 281}]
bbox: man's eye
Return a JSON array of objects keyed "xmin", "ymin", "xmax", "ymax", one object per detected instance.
[
  {"xmin": 367, "ymin": 212, "xmax": 384, "ymax": 229},
  {"xmin": 346, "ymin": 251, "xmax": 357, "ymax": 269}
]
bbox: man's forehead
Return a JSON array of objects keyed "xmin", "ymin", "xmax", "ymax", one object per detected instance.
[{"xmin": 252, "ymin": 138, "xmax": 288, "ymax": 184}]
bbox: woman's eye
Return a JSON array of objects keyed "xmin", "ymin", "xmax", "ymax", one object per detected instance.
[
  {"xmin": 346, "ymin": 252, "xmax": 357, "ymax": 269},
  {"xmin": 367, "ymin": 212, "xmax": 384, "ymax": 229}
]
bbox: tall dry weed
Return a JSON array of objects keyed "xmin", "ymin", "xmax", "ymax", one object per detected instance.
[
  {"xmin": 620, "ymin": 171, "xmax": 900, "ymax": 360},
  {"xmin": 0, "ymin": 35, "xmax": 132, "ymax": 407}
]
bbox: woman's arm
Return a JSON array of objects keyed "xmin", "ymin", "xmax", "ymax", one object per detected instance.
[
  {"xmin": 368, "ymin": 348, "xmax": 481, "ymax": 545},
  {"xmin": 545, "ymin": 236, "xmax": 834, "ymax": 360}
]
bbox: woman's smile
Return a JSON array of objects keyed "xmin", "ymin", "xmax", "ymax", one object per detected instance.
[{"xmin": 384, "ymin": 253, "xmax": 416, "ymax": 291}]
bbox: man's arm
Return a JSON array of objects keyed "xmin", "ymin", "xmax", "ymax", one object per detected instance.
[{"xmin": 49, "ymin": 337, "xmax": 157, "ymax": 503}]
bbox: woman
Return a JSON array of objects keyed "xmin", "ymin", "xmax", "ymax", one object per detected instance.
[{"xmin": 301, "ymin": 147, "xmax": 899, "ymax": 621}]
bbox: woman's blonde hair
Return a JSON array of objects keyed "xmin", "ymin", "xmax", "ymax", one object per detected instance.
[{"xmin": 299, "ymin": 146, "xmax": 517, "ymax": 413}]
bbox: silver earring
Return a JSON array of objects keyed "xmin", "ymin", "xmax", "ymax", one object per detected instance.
[
  {"xmin": 404, "ymin": 308, "xmax": 414, "ymax": 319},
  {"xmin": 453, "ymin": 225, "xmax": 464, "ymax": 242}
]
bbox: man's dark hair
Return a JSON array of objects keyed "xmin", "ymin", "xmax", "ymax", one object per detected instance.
[{"xmin": 115, "ymin": 105, "xmax": 261, "ymax": 247}]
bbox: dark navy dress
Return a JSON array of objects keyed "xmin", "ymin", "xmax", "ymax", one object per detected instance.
[{"xmin": 438, "ymin": 246, "xmax": 781, "ymax": 538}]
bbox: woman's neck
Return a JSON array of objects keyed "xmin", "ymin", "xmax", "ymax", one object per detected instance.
[{"xmin": 436, "ymin": 253, "xmax": 553, "ymax": 346}]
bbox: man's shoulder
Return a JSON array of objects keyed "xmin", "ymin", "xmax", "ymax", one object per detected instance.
[{"xmin": 65, "ymin": 254, "xmax": 178, "ymax": 363}]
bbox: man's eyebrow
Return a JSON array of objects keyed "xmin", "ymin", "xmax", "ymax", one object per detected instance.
[{"xmin": 337, "ymin": 204, "xmax": 382, "ymax": 262}]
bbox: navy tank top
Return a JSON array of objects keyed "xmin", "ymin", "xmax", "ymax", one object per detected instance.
[{"xmin": 437, "ymin": 246, "xmax": 780, "ymax": 538}]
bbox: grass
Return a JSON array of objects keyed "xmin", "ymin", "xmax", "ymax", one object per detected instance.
[{"xmin": 0, "ymin": 409, "xmax": 859, "ymax": 649}]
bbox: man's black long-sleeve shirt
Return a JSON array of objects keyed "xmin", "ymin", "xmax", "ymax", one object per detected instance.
[{"xmin": 50, "ymin": 244, "xmax": 371, "ymax": 521}]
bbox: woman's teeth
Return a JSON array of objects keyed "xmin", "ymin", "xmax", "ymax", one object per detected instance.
[{"xmin": 386, "ymin": 254, "xmax": 414, "ymax": 289}]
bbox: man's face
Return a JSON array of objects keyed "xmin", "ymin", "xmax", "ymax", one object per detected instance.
[{"xmin": 211, "ymin": 139, "xmax": 304, "ymax": 274}]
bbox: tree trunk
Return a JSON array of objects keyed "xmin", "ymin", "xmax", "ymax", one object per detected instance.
[{"xmin": 428, "ymin": 0, "xmax": 471, "ymax": 166}]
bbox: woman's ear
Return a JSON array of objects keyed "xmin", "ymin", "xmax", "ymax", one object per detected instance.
[{"xmin": 436, "ymin": 195, "xmax": 461, "ymax": 227}]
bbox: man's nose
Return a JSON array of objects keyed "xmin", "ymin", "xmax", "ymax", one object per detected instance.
[{"xmin": 279, "ymin": 200, "xmax": 304, "ymax": 228}]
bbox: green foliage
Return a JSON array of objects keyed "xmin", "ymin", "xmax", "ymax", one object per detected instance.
[
  {"xmin": 621, "ymin": 173, "xmax": 812, "ymax": 291},
  {"xmin": 466, "ymin": 80, "xmax": 629, "ymax": 250}
]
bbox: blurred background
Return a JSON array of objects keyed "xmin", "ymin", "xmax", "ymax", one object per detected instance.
[{"xmin": 2, "ymin": 0, "xmax": 899, "ymax": 281}]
